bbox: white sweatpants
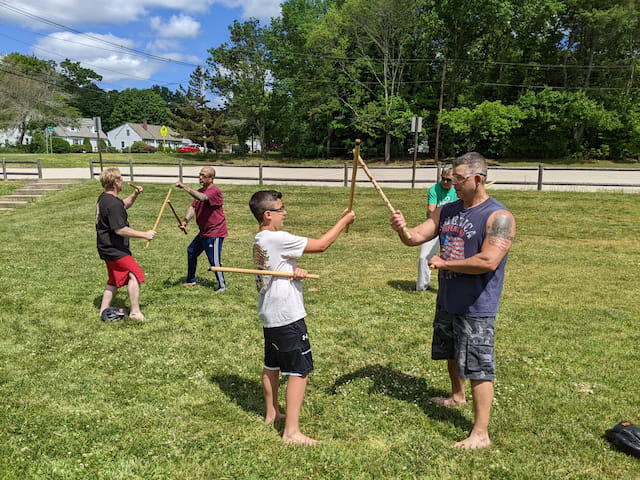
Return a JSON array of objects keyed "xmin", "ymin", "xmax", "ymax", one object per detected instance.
[{"xmin": 416, "ymin": 237, "xmax": 440, "ymax": 291}]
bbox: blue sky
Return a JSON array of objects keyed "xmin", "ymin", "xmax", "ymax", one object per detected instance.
[{"xmin": 0, "ymin": 0, "xmax": 282, "ymax": 92}]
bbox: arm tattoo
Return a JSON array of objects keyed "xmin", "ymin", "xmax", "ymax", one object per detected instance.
[{"xmin": 487, "ymin": 212, "xmax": 514, "ymax": 250}]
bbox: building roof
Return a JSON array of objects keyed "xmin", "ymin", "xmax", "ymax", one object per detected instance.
[
  {"xmin": 53, "ymin": 118, "xmax": 106, "ymax": 139},
  {"xmin": 127, "ymin": 122, "xmax": 184, "ymax": 141}
]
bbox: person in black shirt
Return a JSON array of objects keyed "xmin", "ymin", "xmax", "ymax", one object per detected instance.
[{"xmin": 96, "ymin": 168, "xmax": 156, "ymax": 321}]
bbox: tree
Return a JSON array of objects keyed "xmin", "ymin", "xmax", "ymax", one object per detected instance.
[
  {"xmin": 59, "ymin": 59, "xmax": 102, "ymax": 90},
  {"xmin": 207, "ymin": 20, "xmax": 273, "ymax": 154},
  {"xmin": 266, "ymin": 0, "xmax": 350, "ymax": 157},
  {"xmin": 510, "ymin": 89, "xmax": 622, "ymax": 158},
  {"xmin": 0, "ymin": 53, "xmax": 78, "ymax": 145},
  {"xmin": 557, "ymin": 0, "xmax": 640, "ymax": 90},
  {"xmin": 151, "ymin": 85, "xmax": 184, "ymax": 115},
  {"xmin": 108, "ymin": 89, "xmax": 171, "ymax": 128},
  {"xmin": 171, "ymin": 66, "xmax": 225, "ymax": 152},
  {"xmin": 309, "ymin": 0, "xmax": 425, "ymax": 162},
  {"xmin": 439, "ymin": 101, "xmax": 526, "ymax": 157},
  {"xmin": 58, "ymin": 59, "xmax": 116, "ymax": 125}
]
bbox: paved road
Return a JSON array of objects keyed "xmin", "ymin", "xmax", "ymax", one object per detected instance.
[{"xmin": 5, "ymin": 164, "xmax": 640, "ymax": 193}]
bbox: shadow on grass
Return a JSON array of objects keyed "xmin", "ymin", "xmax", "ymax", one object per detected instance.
[
  {"xmin": 92, "ymin": 295, "xmax": 128, "ymax": 310},
  {"xmin": 162, "ymin": 276, "xmax": 221, "ymax": 289},
  {"xmin": 211, "ymin": 374, "xmax": 264, "ymax": 418},
  {"xmin": 387, "ymin": 280, "xmax": 439, "ymax": 293},
  {"xmin": 387, "ymin": 280, "xmax": 416, "ymax": 292},
  {"xmin": 328, "ymin": 363, "xmax": 472, "ymax": 432},
  {"xmin": 388, "ymin": 279, "xmax": 439, "ymax": 293}
]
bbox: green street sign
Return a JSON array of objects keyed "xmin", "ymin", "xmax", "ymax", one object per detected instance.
[{"xmin": 47, "ymin": 126, "xmax": 55, "ymax": 132}]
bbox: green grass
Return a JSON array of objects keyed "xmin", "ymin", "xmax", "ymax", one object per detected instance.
[
  {"xmin": 0, "ymin": 180, "xmax": 27, "ymax": 195},
  {"xmin": 1, "ymin": 183, "xmax": 639, "ymax": 479}
]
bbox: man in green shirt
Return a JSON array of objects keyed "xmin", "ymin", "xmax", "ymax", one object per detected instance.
[{"xmin": 416, "ymin": 166, "xmax": 457, "ymax": 291}]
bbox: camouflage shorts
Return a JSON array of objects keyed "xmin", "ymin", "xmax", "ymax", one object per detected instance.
[{"xmin": 431, "ymin": 306, "xmax": 496, "ymax": 380}]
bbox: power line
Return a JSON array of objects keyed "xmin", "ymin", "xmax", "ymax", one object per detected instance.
[
  {"xmin": 0, "ymin": 0, "xmax": 199, "ymax": 68},
  {"xmin": 0, "ymin": 32, "xmax": 192, "ymax": 89}
]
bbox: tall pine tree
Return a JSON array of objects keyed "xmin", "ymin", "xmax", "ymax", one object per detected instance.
[{"xmin": 171, "ymin": 66, "xmax": 224, "ymax": 152}]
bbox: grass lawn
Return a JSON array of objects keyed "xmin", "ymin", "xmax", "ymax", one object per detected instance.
[
  {"xmin": 0, "ymin": 180, "xmax": 27, "ymax": 196},
  {"xmin": 0, "ymin": 182, "xmax": 639, "ymax": 479}
]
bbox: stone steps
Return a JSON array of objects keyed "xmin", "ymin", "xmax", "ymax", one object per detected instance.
[{"xmin": 0, "ymin": 179, "xmax": 82, "ymax": 211}]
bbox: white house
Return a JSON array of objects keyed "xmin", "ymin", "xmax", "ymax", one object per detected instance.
[
  {"xmin": 107, "ymin": 120, "xmax": 188, "ymax": 152},
  {"xmin": 0, "ymin": 127, "xmax": 32, "ymax": 146},
  {"xmin": 0, "ymin": 118, "xmax": 105, "ymax": 150},
  {"xmin": 53, "ymin": 118, "xmax": 107, "ymax": 152}
]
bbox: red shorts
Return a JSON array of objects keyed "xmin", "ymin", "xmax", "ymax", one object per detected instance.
[{"xmin": 105, "ymin": 255, "xmax": 145, "ymax": 288}]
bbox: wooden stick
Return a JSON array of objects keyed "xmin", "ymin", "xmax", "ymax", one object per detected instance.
[
  {"xmin": 486, "ymin": 179, "xmax": 497, "ymax": 188},
  {"xmin": 128, "ymin": 182, "xmax": 140, "ymax": 190},
  {"xmin": 209, "ymin": 266, "xmax": 319, "ymax": 280},
  {"xmin": 345, "ymin": 139, "xmax": 360, "ymax": 233},
  {"xmin": 167, "ymin": 200, "xmax": 187, "ymax": 234},
  {"xmin": 145, "ymin": 187, "xmax": 172, "ymax": 248},
  {"xmin": 357, "ymin": 156, "xmax": 412, "ymax": 241}
]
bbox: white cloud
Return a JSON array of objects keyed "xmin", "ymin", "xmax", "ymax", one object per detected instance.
[
  {"xmin": 216, "ymin": 0, "xmax": 281, "ymax": 20},
  {"xmin": 0, "ymin": 0, "xmax": 283, "ymax": 88},
  {"xmin": 150, "ymin": 14, "xmax": 201, "ymax": 39},
  {"xmin": 0, "ymin": 0, "xmax": 216, "ymax": 27},
  {"xmin": 0, "ymin": 0, "xmax": 279, "ymax": 28},
  {"xmin": 32, "ymin": 32, "xmax": 163, "ymax": 83}
]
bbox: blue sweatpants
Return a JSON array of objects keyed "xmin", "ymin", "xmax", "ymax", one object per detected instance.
[{"xmin": 186, "ymin": 236, "xmax": 226, "ymax": 290}]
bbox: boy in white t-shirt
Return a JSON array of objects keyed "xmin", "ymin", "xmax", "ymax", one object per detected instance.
[{"xmin": 249, "ymin": 190, "xmax": 355, "ymax": 446}]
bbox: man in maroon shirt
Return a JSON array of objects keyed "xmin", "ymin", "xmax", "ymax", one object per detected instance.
[{"xmin": 176, "ymin": 166, "xmax": 228, "ymax": 292}]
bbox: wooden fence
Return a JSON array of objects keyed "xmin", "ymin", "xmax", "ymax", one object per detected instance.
[
  {"xmin": 87, "ymin": 159, "xmax": 640, "ymax": 191},
  {"xmin": 1, "ymin": 159, "xmax": 42, "ymax": 180},
  {"xmin": 3, "ymin": 157, "xmax": 640, "ymax": 191}
]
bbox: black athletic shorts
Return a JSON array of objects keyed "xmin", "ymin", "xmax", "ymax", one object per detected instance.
[{"xmin": 263, "ymin": 319, "xmax": 314, "ymax": 377}]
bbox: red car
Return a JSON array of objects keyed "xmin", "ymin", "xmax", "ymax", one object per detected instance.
[{"xmin": 178, "ymin": 144, "xmax": 202, "ymax": 153}]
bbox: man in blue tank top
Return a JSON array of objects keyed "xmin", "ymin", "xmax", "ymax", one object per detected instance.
[{"xmin": 390, "ymin": 152, "xmax": 515, "ymax": 450}]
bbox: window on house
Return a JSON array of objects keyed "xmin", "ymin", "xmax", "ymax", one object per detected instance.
[{"xmin": 126, "ymin": 130, "xmax": 130, "ymax": 136}]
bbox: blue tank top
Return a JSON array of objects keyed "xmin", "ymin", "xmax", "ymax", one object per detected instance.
[{"xmin": 437, "ymin": 197, "xmax": 510, "ymax": 316}]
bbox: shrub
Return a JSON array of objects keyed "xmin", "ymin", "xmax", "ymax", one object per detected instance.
[
  {"xmin": 130, "ymin": 141, "xmax": 156, "ymax": 153},
  {"xmin": 83, "ymin": 137, "xmax": 93, "ymax": 152},
  {"xmin": 70, "ymin": 144, "xmax": 86, "ymax": 153},
  {"xmin": 51, "ymin": 137, "xmax": 71, "ymax": 153},
  {"xmin": 27, "ymin": 131, "xmax": 46, "ymax": 153}
]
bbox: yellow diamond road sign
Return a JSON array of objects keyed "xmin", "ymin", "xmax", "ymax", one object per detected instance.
[{"xmin": 160, "ymin": 125, "xmax": 168, "ymax": 137}]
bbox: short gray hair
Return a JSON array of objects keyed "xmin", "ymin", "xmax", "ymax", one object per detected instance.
[{"xmin": 453, "ymin": 152, "xmax": 487, "ymax": 178}]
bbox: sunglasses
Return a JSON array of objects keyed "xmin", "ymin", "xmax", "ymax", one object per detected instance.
[
  {"xmin": 441, "ymin": 177, "xmax": 453, "ymax": 182},
  {"xmin": 266, "ymin": 205, "xmax": 286, "ymax": 213}
]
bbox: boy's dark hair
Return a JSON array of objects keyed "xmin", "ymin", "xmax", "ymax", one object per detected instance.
[{"xmin": 249, "ymin": 190, "xmax": 282, "ymax": 222}]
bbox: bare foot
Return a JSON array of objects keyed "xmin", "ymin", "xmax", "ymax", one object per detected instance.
[
  {"xmin": 430, "ymin": 396, "xmax": 466, "ymax": 407},
  {"xmin": 264, "ymin": 412, "xmax": 286, "ymax": 425},
  {"xmin": 282, "ymin": 432, "xmax": 319, "ymax": 446},
  {"xmin": 453, "ymin": 433, "xmax": 491, "ymax": 450},
  {"xmin": 129, "ymin": 312, "xmax": 145, "ymax": 321},
  {"xmin": 182, "ymin": 282, "xmax": 197, "ymax": 286}
]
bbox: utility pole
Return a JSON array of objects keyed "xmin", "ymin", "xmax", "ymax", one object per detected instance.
[
  {"xmin": 434, "ymin": 60, "xmax": 447, "ymax": 164},
  {"xmin": 411, "ymin": 116, "xmax": 422, "ymax": 189},
  {"xmin": 94, "ymin": 117, "xmax": 103, "ymax": 172}
]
